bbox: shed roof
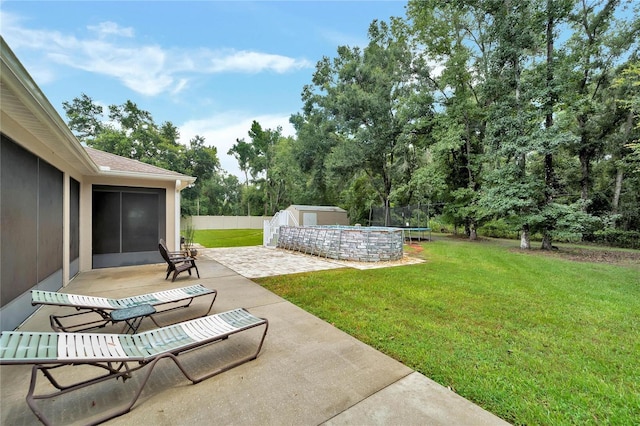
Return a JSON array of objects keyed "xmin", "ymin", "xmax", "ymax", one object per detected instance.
[{"xmin": 288, "ymin": 205, "xmax": 347, "ymax": 213}]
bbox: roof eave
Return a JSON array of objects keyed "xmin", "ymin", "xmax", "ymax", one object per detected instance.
[
  {"xmin": 1, "ymin": 37, "xmax": 100, "ymax": 175},
  {"xmin": 97, "ymin": 169, "xmax": 197, "ymax": 190}
]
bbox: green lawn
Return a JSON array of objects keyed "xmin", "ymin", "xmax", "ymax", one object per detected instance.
[
  {"xmin": 255, "ymin": 238, "xmax": 640, "ymax": 425},
  {"xmin": 193, "ymin": 229, "xmax": 263, "ymax": 247}
]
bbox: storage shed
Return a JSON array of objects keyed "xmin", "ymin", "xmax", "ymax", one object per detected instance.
[{"xmin": 285, "ymin": 205, "xmax": 349, "ymax": 226}]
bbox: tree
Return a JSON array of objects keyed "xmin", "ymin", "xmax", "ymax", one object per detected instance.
[
  {"xmin": 289, "ymin": 112, "xmax": 340, "ymax": 205},
  {"xmin": 254, "ymin": 121, "xmax": 284, "ymax": 215},
  {"xmin": 63, "ymin": 95, "xmax": 228, "ymax": 217},
  {"xmin": 62, "ymin": 93, "xmax": 104, "ymax": 143},
  {"xmin": 561, "ymin": 0, "xmax": 640, "ymax": 204},
  {"xmin": 228, "ymin": 138, "xmax": 254, "ymax": 215},
  {"xmin": 613, "ymin": 60, "xmax": 640, "ymax": 171},
  {"xmin": 408, "ymin": 0, "xmax": 495, "ymax": 239},
  {"xmin": 470, "ymin": 0, "xmax": 541, "ymax": 248},
  {"xmin": 183, "ymin": 135, "xmax": 219, "ymax": 182},
  {"xmin": 155, "ymin": 121, "xmax": 186, "ymax": 172},
  {"xmin": 180, "ymin": 135, "xmax": 220, "ymax": 216},
  {"xmin": 200, "ymin": 173, "xmax": 243, "ymax": 215},
  {"xmin": 227, "ymin": 138, "xmax": 253, "ymax": 186},
  {"xmin": 299, "ymin": 18, "xmax": 433, "ymax": 226},
  {"xmin": 269, "ymin": 135, "xmax": 306, "ymax": 210},
  {"xmin": 229, "ymin": 120, "xmax": 288, "ymax": 215}
]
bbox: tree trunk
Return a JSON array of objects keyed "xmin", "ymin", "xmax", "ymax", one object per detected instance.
[
  {"xmin": 579, "ymin": 146, "xmax": 590, "ymax": 203},
  {"xmin": 542, "ymin": 153, "xmax": 555, "ymax": 251},
  {"xmin": 612, "ymin": 168, "xmax": 623, "ymax": 214},
  {"xmin": 383, "ymin": 170, "xmax": 393, "ymax": 227},
  {"xmin": 612, "ymin": 109, "xmax": 633, "ymax": 215},
  {"xmin": 541, "ymin": 230, "xmax": 553, "ymax": 250},
  {"xmin": 384, "ymin": 197, "xmax": 391, "ymax": 227},
  {"xmin": 244, "ymin": 171, "xmax": 251, "ymax": 216},
  {"xmin": 541, "ymin": 0, "xmax": 556, "ymax": 251},
  {"xmin": 520, "ymin": 224, "xmax": 530, "ymax": 249},
  {"xmin": 469, "ymin": 222, "xmax": 477, "ymax": 240}
]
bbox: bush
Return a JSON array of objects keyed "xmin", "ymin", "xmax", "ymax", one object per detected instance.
[
  {"xmin": 428, "ymin": 217, "xmax": 453, "ymax": 233},
  {"xmin": 585, "ymin": 229, "xmax": 640, "ymax": 249},
  {"xmin": 478, "ymin": 220, "xmax": 520, "ymax": 239}
]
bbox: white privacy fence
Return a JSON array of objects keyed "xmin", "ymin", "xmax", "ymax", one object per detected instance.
[{"xmin": 184, "ymin": 215, "xmax": 272, "ymax": 230}]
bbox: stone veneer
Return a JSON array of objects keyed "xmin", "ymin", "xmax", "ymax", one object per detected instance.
[{"xmin": 277, "ymin": 226, "xmax": 403, "ymax": 262}]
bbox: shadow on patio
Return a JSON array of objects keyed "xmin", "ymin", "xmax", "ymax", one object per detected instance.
[{"xmin": 1, "ymin": 257, "xmax": 508, "ymax": 425}]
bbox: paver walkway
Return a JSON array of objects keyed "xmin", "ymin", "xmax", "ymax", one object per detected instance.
[{"xmin": 199, "ymin": 245, "xmax": 424, "ymax": 278}]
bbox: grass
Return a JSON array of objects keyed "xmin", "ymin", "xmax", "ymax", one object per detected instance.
[
  {"xmin": 255, "ymin": 238, "xmax": 640, "ymax": 425},
  {"xmin": 193, "ymin": 229, "xmax": 263, "ymax": 247}
]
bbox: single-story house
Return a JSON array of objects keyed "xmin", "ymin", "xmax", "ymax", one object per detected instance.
[
  {"xmin": 0, "ymin": 37, "xmax": 195, "ymax": 331},
  {"xmin": 285, "ymin": 205, "xmax": 349, "ymax": 226}
]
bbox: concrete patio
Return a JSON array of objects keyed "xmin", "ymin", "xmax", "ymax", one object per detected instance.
[{"xmin": 0, "ymin": 248, "xmax": 510, "ymax": 425}]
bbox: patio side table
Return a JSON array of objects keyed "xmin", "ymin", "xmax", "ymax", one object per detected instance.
[{"xmin": 110, "ymin": 304, "xmax": 156, "ymax": 334}]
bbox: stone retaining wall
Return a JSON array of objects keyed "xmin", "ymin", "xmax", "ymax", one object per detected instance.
[{"xmin": 277, "ymin": 226, "xmax": 403, "ymax": 262}]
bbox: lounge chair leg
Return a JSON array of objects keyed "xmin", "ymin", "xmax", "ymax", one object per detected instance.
[
  {"xmin": 26, "ymin": 361, "xmax": 135, "ymax": 426},
  {"xmin": 5, "ymin": 309, "xmax": 265, "ymax": 426},
  {"xmin": 49, "ymin": 309, "xmax": 112, "ymax": 333}
]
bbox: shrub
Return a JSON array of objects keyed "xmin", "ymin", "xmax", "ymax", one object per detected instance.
[
  {"xmin": 478, "ymin": 219, "xmax": 520, "ymax": 239},
  {"xmin": 585, "ymin": 229, "xmax": 640, "ymax": 249}
]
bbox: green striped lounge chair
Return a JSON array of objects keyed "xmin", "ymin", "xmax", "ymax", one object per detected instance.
[
  {"xmin": 0, "ymin": 308, "xmax": 268, "ymax": 426},
  {"xmin": 31, "ymin": 284, "xmax": 217, "ymax": 333}
]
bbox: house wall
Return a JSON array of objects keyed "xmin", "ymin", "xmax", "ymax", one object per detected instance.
[
  {"xmin": 80, "ymin": 176, "xmax": 181, "ymax": 271},
  {"xmin": 0, "ymin": 131, "xmax": 83, "ymax": 330},
  {"xmin": 0, "ymin": 145, "xmax": 181, "ymax": 330},
  {"xmin": 1, "ymin": 40, "xmax": 188, "ymax": 330},
  {"xmin": 1, "ymin": 119, "xmax": 182, "ymax": 330},
  {"xmin": 1, "ymin": 118, "xmax": 86, "ymax": 274}
]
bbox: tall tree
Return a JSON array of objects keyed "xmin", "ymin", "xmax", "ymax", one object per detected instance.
[
  {"xmin": 231, "ymin": 121, "xmax": 284, "ymax": 215},
  {"xmin": 180, "ymin": 135, "xmax": 220, "ymax": 215},
  {"xmin": 200, "ymin": 173, "xmax": 243, "ymax": 216},
  {"xmin": 63, "ymin": 95, "xmax": 228, "ymax": 216},
  {"xmin": 289, "ymin": 112, "xmax": 340, "ymax": 205},
  {"xmin": 299, "ymin": 18, "xmax": 432, "ymax": 225},
  {"xmin": 408, "ymin": 0, "xmax": 492, "ymax": 238},
  {"xmin": 228, "ymin": 138, "xmax": 254, "ymax": 215},
  {"xmin": 477, "ymin": 0, "xmax": 541, "ymax": 248},
  {"xmin": 613, "ymin": 60, "xmax": 640, "ymax": 171},
  {"xmin": 62, "ymin": 93, "xmax": 104, "ymax": 143},
  {"xmin": 562, "ymin": 0, "xmax": 640, "ymax": 204}
]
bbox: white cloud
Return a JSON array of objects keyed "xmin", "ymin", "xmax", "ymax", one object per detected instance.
[
  {"xmin": 178, "ymin": 112, "xmax": 295, "ymax": 180},
  {"xmin": 87, "ymin": 21, "xmax": 134, "ymax": 38},
  {"xmin": 207, "ymin": 50, "xmax": 312, "ymax": 74},
  {"xmin": 1, "ymin": 12, "xmax": 312, "ymax": 96},
  {"xmin": 49, "ymin": 42, "xmax": 174, "ymax": 96}
]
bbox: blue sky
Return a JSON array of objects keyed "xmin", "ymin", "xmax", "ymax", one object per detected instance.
[{"xmin": 1, "ymin": 0, "xmax": 408, "ymax": 177}]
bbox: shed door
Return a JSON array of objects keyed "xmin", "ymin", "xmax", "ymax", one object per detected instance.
[{"xmin": 303, "ymin": 212, "xmax": 317, "ymax": 226}]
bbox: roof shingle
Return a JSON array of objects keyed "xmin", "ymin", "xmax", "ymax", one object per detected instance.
[{"xmin": 84, "ymin": 146, "xmax": 191, "ymax": 179}]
